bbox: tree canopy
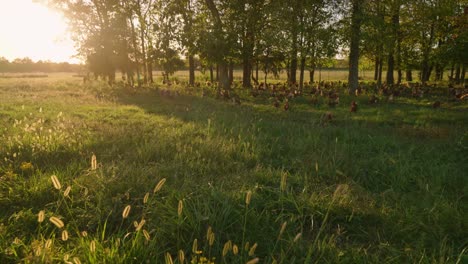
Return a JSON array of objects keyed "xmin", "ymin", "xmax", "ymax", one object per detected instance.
[{"xmin": 44, "ymin": 0, "xmax": 467, "ymax": 87}]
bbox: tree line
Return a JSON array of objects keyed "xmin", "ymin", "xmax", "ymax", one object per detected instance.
[
  {"xmin": 45, "ymin": 0, "xmax": 467, "ymax": 93},
  {"xmin": 0, "ymin": 57, "xmax": 83, "ymax": 73}
]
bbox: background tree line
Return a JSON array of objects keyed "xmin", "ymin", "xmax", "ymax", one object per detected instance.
[
  {"xmin": 43, "ymin": 0, "xmax": 466, "ymax": 92},
  {"xmin": 0, "ymin": 57, "xmax": 83, "ymax": 73}
]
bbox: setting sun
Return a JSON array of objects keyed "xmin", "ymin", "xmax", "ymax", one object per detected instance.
[{"xmin": 0, "ymin": 0, "xmax": 77, "ymax": 63}]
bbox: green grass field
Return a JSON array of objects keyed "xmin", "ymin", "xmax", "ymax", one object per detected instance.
[{"xmin": 0, "ymin": 73, "xmax": 467, "ymax": 263}]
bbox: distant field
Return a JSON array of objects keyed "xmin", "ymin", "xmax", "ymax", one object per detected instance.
[
  {"xmin": 0, "ymin": 75, "xmax": 466, "ymax": 263},
  {"xmin": 1, "ymin": 69, "xmax": 442, "ymax": 83}
]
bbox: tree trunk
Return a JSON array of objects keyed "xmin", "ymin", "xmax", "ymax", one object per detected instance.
[
  {"xmin": 129, "ymin": 17, "xmax": 141, "ymax": 87},
  {"xmin": 255, "ymin": 61, "xmax": 259, "ymax": 83},
  {"xmin": 219, "ymin": 62, "xmax": 230, "ymax": 91},
  {"xmin": 188, "ymin": 54, "xmax": 195, "ymax": 86},
  {"xmin": 435, "ymin": 64, "xmax": 443, "ymax": 81},
  {"xmin": 147, "ymin": 60, "xmax": 153, "ymax": 83},
  {"xmin": 348, "ymin": 0, "xmax": 363, "ymax": 94},
  {"xmin": 310, "ymin": 69, "xmax": 315, "ymax": 83},
  {"xmin": 421, "ymin": 22, "xmax": 435, "ymax": 84},
  {"xmin": 462, "ymin": 64, "xmax": 466, "ymax": 84},
  {"xmin": 210, "ymin": 65, "xmax": 214, "ymax": 83},
  {"xmin": 229, "ymin": 61, "xmax": 234, "ymax": 84},
  {"xmin": 406, "ymin": 70, "xmax": 413, "ymax": 82},
  {"xmin": 450, "ymin": 63, "xmax": 454, "ymax": 82},
  {"xmin": 455, "ymin": 64, "xmax": 461, "ymax": 83},
  {"xmin": 299, "ymin": 57, "xmax": 306, "ymax": 90},
  {"xmin": 374, "ymin": 56, "xmax": 380, "ymax": 81},
  {"xmin": 290, "ymin": 56, "xmax": 297, "ymax": 84},
  {"xmin": 387, "ymin": 54, "xmax": 395, "ymax": 85},
  {"xmin": 216, "ymin": 64, "xmax": 219, "ymax": 81},
  {"xmin": 243, "ymin": 57, "xmax": 251, "ymax": 88},
  {"xmin": 378, "ymin": 58, "xmax": 383, "ymax": 86},
  {"xmin": 395, "ymin": 4, "xmax": 402, "ymax": 84},
  {"xmin": 139, "ymin": 27, "xmax": 148, "ymax": 84}
]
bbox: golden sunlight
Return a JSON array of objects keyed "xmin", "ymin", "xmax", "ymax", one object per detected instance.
[{"xmin": 0, "ymin": 0, "xmax": 78, "ymax": 63}]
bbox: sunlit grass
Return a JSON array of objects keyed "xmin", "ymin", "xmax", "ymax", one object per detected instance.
[{"xmin": 0, "ymin": 75, "xmax": 466, "ymax": 263}]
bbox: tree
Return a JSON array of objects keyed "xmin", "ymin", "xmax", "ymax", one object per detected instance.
[{"xmin": 348, "ymin": 0, "xmax": 365, "ymax": 94}]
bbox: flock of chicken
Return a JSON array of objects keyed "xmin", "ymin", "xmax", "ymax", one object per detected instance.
[{"xmin": 155, "ymin": 79, "xmax": 467, "ymax": 116}]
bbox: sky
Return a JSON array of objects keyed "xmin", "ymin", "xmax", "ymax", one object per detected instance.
[{"xmin": 0, "ymin": 0, "xmax": 79, "ymax": 63}]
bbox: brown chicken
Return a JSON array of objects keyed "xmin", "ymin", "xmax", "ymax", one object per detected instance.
[{"xmin": 350, "ymin": 101, "xmax": 358, "ymax": 112}]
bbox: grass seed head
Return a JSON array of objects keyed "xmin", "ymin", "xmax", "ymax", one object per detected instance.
[
  {"xmin": 246, "ymin": 257, "xmax": 260, "ymax": 264},
  {"xmin": 122, "ymin": 205, "xmax": 131, "ymax": 219},
  {"xmin": 61, "ymin": 230, "xmax": 69, "ymax": 241},
  {"xmin": 37, "ymin": 210, "xmax": 45, "ymax": 223},
  {"xmin": 153, "ymin": 178, "xmax": 167, "ymax": 193},
  {"xmin": 248, "ymin": 242, "xmax": 258, "ymax": 256},
  {"xmin": 178, "ymin": 250, "xmax": 185, "ymax": 263},
  {"xmin": 63, "ymin": 186, "xmax": 71, "ymax": 197},
  {"xmin": 143, "ymin": 192, "xmax": 149, "ymax": 204},
  {"xmin": 90, "ymin": 240, "xmax": 96, "ymax": 252},
  {"xmin": 278, "ymin": 221, "xmax": 287, "ymax": 239},
  {"xmin": 51, "ymin": 175, "xmax": 61, "ymax": 190},
  {"xmin": 73, "ymin": 257, "xmax": 81, "ymax": 264},
  {"xmin": 245, "ymin": 191, "xmax": 252, "ymax": 206},
  {"xmin": 45, "ymin": 239, "xmax": 52, "ymax": 249},
  {"xmin": 136, "ymin": 219, "xmax": 146, "ymax": 231},
  {"xmin": 232, "ymin": 244, "xmax": 239, "ymax": 255},
  {"xmin": 222, "ymin": 240, "xmax": 232, "ymax": 256},
  {"xmin": 143, "ymin": 229, "xmax": 151, "ymax": 241},
  {"xmin": 209, "ymin": 232, "xmax": 215, "ymax": 246},
  {"xmin": 293, "ymin": 232, "xmax": 302, "ymax": 242},
  {"xmin": 91, "ymin": 154, "xmax": 97, "ymax": 170},
  {"xmin": 81, "ymin": 231, "xmax": 88, "ymax": 237},
  {"xmin": 178, "ymin": 200, "xmax": 183, "ymax": 217},
  {"xmin": 49, "ymin": 216, "xmax": 64, "ymax": 229},
  {"xmin": 280, "ymin": 172, "xmax": 288, "ymax": 192},
  {"xmin": 165, "ymin": 252, "xmax": 174, "ymax": 264},
  {"xmin": 192, "ymin": 239, "xmax": 198, "ymax": 253},
  {"xmin": 206, "ymin": 226, "xmax": 213, "ymax": 241}
]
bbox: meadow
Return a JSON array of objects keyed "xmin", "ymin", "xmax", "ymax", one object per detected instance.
[{"xmin": 0, "ymin": 72, "xmax": 467, "ymax": 263}]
